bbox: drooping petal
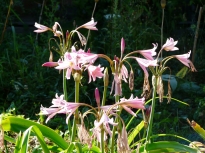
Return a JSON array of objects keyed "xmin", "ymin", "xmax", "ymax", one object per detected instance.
[
  {"xmin": 121, "ymin": 105, "xmax": 136, "ymax": 116},
  {"xmin": 174, "ymin": 51, "xmax": 191, "ymax": 67},
  {"xmin": 121, "ymin": 64, "xmax": 128, "ymax": 83},
  {"xmin": 137, "ymin": 43, "xmax": 158, "ymax": 60},
  {"xmin": 118, "ymin": 95, "xmax": 145, "ymax": 116},
  {"xmin": 76, "ymin": 31, "xmax": 87, "ymax": 46},
  {"xmin": 136, "ymin": 58, "xmax": 158, "ymax": 76}
]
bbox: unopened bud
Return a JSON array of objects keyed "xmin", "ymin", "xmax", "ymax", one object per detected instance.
[
  {"xmin": 73, "ymin": 71, "xmax": 82, "ymax": 82},
  {"xmin": 121, "ymin": 37, "xmax": 125, "ymax": 56},
  {"xmin": 161, "ymin": 0, "xmax": 166, "ymax": 9},
  {"xmin": 49, "ymin": 51, "xmax": 53, "ymax": 62},
  {"xmin": 66, "ymin": 30, "xmax": 69, "ymax": 39},
  {"xmin": 103, "ymin": 68, "xmax": 109, "ymax": 86},
  {"xmin": 95, "ymin": 88, "xmax": 100, "ymax": 108},
  {"xmin": 145, "ymin": 105, "xmax": 152, "ymax": 122},
  {"xmin": 87, "ymin": 48, "xmax": 91, "ymax": 53}
]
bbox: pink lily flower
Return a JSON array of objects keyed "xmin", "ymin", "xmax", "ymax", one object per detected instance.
[
  {"xmin": 137, "ymin": 43, "xmax": 158, "ymax": 60},
  {"xmin": 76, "ymin": 19, "xmax": 98, "ymax": 31},
  {"xmin": 94, "ymin": 113, "xmax": 118, "ymax": 138},
  {"xmin": 174, "ymin": 51, "xmax": 191, "ymax": 67},
  {"xmin": 55, "ymin": 52, "xmax": 80, "ymax": 79},
  {"xmin": 34, "ymin": 22, "xmax": 51, "ymax": 33},
  {"xmin": 174, "ymin": 51, "xmax": 197, "ymax": 72},
  {"xmin": 118, "ymin": 94, "xmax": 145, "ymax": 116},
  {"xmin": 162, "ymin": 37, "xmax": 179, "ymax": 51},
  {"xmin": 54, "ymin": 47, "xmax": 99, "ymax": 80},
  {"xmin": 40, "ymin": 94, "xmax": 81, "ymax": 124},
  {"xmin": 136, "ymin": 58, "xmax": 158, "ymax": 76},
  {"xmin": 87, "ymin": 65, "xmax": 104, "ymax": 83},
  {"xmin": 93, "ymin": 123, "xmax": 107, "ymax": 143}
]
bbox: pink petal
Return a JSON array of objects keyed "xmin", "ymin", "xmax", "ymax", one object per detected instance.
[
  {"xmin": 137, "ymin": 43, "xmax": 158, "ymax": 60},
  {"xmin": 42, "ymin": 62, "xmax": 59, "ymax": 67}
]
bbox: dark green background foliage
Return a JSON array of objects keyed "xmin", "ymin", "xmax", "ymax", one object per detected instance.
[{"xmin": 0, "ymin": 0, "xmax": 204, "ymax": 142}]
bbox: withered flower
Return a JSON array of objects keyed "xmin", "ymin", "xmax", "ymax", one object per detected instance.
[{"xmin": 77, "ymin": 120, "xmax": 92, "ymax": 148}]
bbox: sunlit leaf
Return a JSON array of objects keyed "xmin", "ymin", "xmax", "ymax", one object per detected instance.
[
  {"xmin": 176, "ymin": 66, "xmax": 188, "ymax": 79},
  {"xmin": 187, "ymin": 119, "xmax": 205, "ymax": 140},
  {"xmin": 139, "ymin": 141, "xmax": 199, "ymax": 152},
  {"xmin": 2, "ymin": 116, "xmax": 69, "ymax": 150},
  {"xmin": 128, "ymin": 121, "xmax": 144, "ymax": 145}
]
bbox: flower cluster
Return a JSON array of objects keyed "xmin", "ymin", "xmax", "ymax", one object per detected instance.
[{"xmin": 35, "ymin": 19, "xmax": 196, "ymax": 152}]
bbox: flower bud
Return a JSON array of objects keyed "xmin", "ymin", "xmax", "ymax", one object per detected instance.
[
  {"xmin": 87, "ymin": 48, "xmax": 91, "ymax": 53},
  {"xmin": 95, "ymin": 88, "xmax": 100, "ymax": 108},
  {"xmin": 49, "ymin": 51, "xmax": 53, "ymax": 62},
  {"xmin": 145, "ymin": 105, "xmax": 152, "ymax": 128},
  {"xmin": 161, "ymin": 0, "xmax": 166, "ymax": 9},
  {"xmin": 73, "ymin": 71, "xmax": 82, "ymax": 82},
  {"xmin": 121, "ymin": 37, "xmax": 125, "ymax": 56},
  {"xmin": 103, "ymin": 68, "xmax": 109, "ymax": 86}
]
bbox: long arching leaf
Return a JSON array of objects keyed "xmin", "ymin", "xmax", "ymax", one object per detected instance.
[{"xmin": 2, "ymin": 116, "xmax": 69, "ymax": 150}]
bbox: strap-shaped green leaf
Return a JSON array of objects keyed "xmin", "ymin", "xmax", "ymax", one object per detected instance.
[
  {"xmin": 139, "ymin": 141, "xmax": 199, "ymax": 152},
  {"xmin": 82, "ymin": 145, "xmax": 101, "ymax": 152},
  {"xmin": 13, "ymin": 126, "xmax": 50, "ymax": 153},
  {"xmin": 2, "ymin": 116, "xmax": 69, "ymax": 150},
  {"xmin": 128, "ymin": 121, "xmax": 144, "ymax": 145},
  {"xmin": 188, "ymin": 119, "xmax": 205, "ymax": 140}
]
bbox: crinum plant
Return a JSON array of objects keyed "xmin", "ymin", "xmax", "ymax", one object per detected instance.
[{"xmin": 0, "ymin": 5, "xmax": 201, "ymax": 153}]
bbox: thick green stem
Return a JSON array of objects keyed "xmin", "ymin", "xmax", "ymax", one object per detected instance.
[
  {"xmin": 102, "ymin": 86, "xmax": 108, "ymax": 107},
  {"xmin": 146, "ymin": 75, "xmax": 158, "ymax": 143},
  {"xmin": 71, "ymin": 80, "xmax": 80, "ymax": 142},
  {"xmin": 63, "ymin": 70, "xmax": 72, "ymax": 138},
  {"xmin": 101, "ymin": 128, "xmax": 105, "ymax": 153},
  {"xmin": 63, "ymin": 70, "xmax": 68, "ymax": 101},
  {"xmin": 110, "ymin": 95, "xmax": 120, "ymax": 153},
  {"xmin": 100, "ymin": 84, "xmax": 108, "ymax": 153}
]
